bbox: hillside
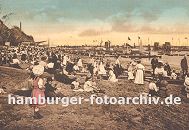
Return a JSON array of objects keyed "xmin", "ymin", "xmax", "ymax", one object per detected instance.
[{"xmin": 0, "ymin": 20, "xmax": 34, "ymax": 46}]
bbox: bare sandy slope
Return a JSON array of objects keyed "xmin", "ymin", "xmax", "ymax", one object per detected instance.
[{"xmin": 0, "ymin": 67, "xmax": 189, "ymax": 130}]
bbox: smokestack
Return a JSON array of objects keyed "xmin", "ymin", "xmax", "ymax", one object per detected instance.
[
  {"xmin": 20, "ymin": 22, "xmax": 22, "ymax": 30},
  {"xmin": 48, "ymin": 38, "xmax": 50, "ymax": 47}
]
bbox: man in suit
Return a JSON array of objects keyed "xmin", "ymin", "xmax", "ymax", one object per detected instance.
[{"xmin": 181, "ymin": 55, "xmax": 188, "ymax": 78}]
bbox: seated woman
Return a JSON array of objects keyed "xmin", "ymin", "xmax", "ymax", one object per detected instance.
[
  {"xmin": 45, "ymin": 77, "xmax": 57, "ymax": 98},
  {"xmin": 73, "ymin": 63, "xmax": 80, "ymax": 72},
  {"xmin": 93, "ymin": 61, "xmax": 98, "ymax": 76},
  {"xmin": 148, "ymin": 79, "xmax": 159, "ymax": 96},
  {"xmin": 54, "ymin": 70, "xmax": 75, "ymax": 85},
  {"xmin": 65, "ymin": 61, "xmax": 74, "ymax": 74},
  {"xmin": 77, "ymin": 57, "xmax": 83, "ymax": 71},
  {"xmin": 21, "ymin": 53, "xmax": 28, "ymax": 63},
  {"xmin": 46, "ymin": 58, "xmax": 55, "ymax": 74},
  {"xmin": 71, "ymin": 78, "xmax": 80, "ymax": 90},
  {"xmin": 98, "ymin": 61, "xmax": 106, "ymax": 79},
  {"xmin": 154, "ymin": 62, "xmax": 167, "ymax": 77},
  {"xmin": 11, "ymin": 53, "xmax": 22, "ymax": 69}
]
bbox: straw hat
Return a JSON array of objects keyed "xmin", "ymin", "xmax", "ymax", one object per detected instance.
[
  {"xmin": 132, "ymin": 61, "xmax": 137, "ymax": 66},
  {"xmin": 134, "ymin": 58, "xmax": 140, "ymax": 62},
  {"xmin": 32, "ymin": 65, "xmax": 44, "ymax": 76}
]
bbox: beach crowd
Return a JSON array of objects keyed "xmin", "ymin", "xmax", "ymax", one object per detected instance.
[{"xmin": 0, "ymin": 45, "xmax": 189, "ymax": 119}]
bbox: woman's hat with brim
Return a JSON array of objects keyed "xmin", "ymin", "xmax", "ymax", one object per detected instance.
[
  {"xmin": 158, "ymin": 60, "xmax": 164, "ymax": 64},
  {"xmin": 134, "ymin": 58, "xmax": 141, "ymax": 62},
  {"xmin": 32, "ymin": 65, "xmax": 44, "ymax": 76},
  {"xmin": 109, "ymin": 66, "xmax": 114, "ymax": 70},
  {"xmin": 132, "ymin": 61, "xmax": 137, "ymax": 66}
]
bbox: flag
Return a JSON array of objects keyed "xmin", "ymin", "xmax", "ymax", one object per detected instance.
[
  {"xmin": 138, "ymin": 36, "xmax": 140, "ymax": 39},
  {"xmin": 128, "ymin": 37, "xmax": 131, "ymax": 40}
]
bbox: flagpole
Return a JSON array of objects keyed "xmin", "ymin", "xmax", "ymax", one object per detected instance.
[
  {"xmin": 185, "ymin": 37, "xmax": 188, "ymax": 47},
  {"xmin": 178, "ymin": 38, "xmax": 180, "ymax": 46},
  {"xmin": 138, "ymin": 37, "xmax": 139, "ymax": 48}
]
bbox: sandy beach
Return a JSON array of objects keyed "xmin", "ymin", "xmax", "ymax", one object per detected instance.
[{"xmin": 0, "ymin": 62, "xmax": 189, "ymax": 130}]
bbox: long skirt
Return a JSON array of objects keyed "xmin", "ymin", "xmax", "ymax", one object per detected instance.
[
  {"xmin": 134, "ymin": 70, "xmax": 144, "ymax": 84},
  {"xmin": 128, "ymin": 72, "xmax": 134, "ymax": 80}
]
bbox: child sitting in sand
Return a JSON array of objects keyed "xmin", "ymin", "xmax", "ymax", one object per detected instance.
[
  {"xmin": 83, "ymin": 76, "xmax": 103, "ymax": 93},
  {"xmin": 71, "ymin": 78, "xmax": 80, "ymax": 90},
  {"xmin": 148, "ymin": 79, "xmax": 159, "ymax": 97},
  {"xmin": 84, "ymin": 76, "xmax": 97, "ymax": 92},
  {"xmin": 156, "ymin": 75, "xmax": 168, "ymax": 98}
]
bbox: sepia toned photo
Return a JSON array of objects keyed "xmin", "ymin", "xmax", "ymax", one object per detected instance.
[{"xmin": 0, "ymin": 0, "xmax": 189, "ymax": 130}]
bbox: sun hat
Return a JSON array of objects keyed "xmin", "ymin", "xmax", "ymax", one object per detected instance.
[
  {"xmin": 134, "ymin": 58, "xmax": 140, "ymax": 62},
  {"xmin": 32, "ymin": 65, "xmax": 44, "ymax": 76},
  {"xmin": 132, "ymin": 61, "xmax": 137, "ymax": 66}
]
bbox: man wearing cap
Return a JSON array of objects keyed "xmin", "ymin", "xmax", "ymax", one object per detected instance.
[
  {"xmin": 181, "ymin": 55, "xmax": 188, "ymax": 78},
  {"xmin": 151, "ymin": 57, "xmax": 158, "ymax": 76}
]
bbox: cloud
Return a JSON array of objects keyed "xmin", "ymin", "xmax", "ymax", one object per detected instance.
[
  {"xmin": 79, "ymin": 29, "xmax": 100, "ymax": 37},
  {"xmin": 111, "ymin": 21, "xmax": 137, "ymax": 33},
  {"xmin": 111, "ymin": 19, "xmax": 189, "ymax": 34},
  {"xmin": 78, "ymin": 29, "xmax": 109, "ymax": 37},
  {"xmin": 139, "ymin": 11, "xmax": 161, "ymax": 22}
]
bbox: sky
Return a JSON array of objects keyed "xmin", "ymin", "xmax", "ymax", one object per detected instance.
[{"xmin": 1, "ymin": 0, "xmax": 189, "ymax": 46}]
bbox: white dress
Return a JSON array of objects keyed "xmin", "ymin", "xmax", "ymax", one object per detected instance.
[
  {"xmin": 115, "ymin": 59, "xmax": 120, "ymax": 66},
  {"xmin": 128, "ymin": 65, "xmax": 134, "ymax": 80},
  {"xmin": 73, "ymin": 65, "xmax": 79, "ymax": 71},
  {"xmin": 134, "ymin": 63, "xmax": 145, "ymax": 85},
  {"xmin": 108, "ymin": 70, "xmax": 118, "ymax": 82},
  {"xmin": 63, "ymin": 55, "xmax": 68, "ymax": 66},
  {"xmin": 98, "ymin": 62, "xmax": 106, "ymax": 75},
  {"xmin": 77, "ymin": 59, "xmax": 83, "ymax": 67},
  {"xmin": 84, "ymin": 81, "xmax": 94, "ymax": 92}
]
